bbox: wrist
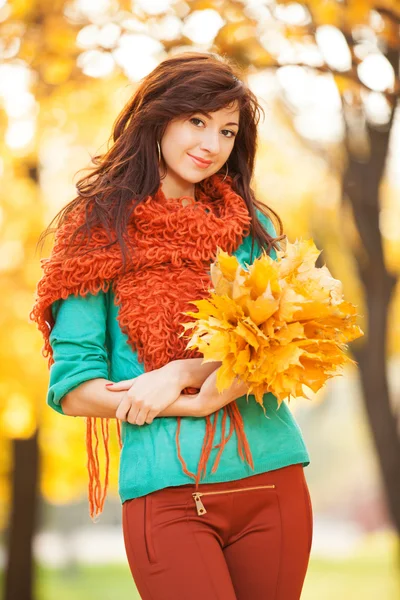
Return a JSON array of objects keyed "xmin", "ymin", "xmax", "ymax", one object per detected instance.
[
  {"xmin": 196, "ymin": 376, "xmax": 248, "ymax": 418},
  {"xmin": 163, "ymin": 359, "xmax": 192, "ymax": 389},
  {"xmin": 166, "ymin": 358, "xmax": 222, "ymax": 390}
]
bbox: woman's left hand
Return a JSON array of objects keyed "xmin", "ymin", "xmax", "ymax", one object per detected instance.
[{"xmin": 196, "ymin": 369, "xmax": 249, "ymax": 417}]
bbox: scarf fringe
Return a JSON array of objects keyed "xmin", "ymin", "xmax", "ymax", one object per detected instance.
[
  {"xmin": 86, "ymin": 417, "xmax": 123, "ymax": 522},
  {"xmin": 175, "ymin": 402, "xmax": 254, "ymax": 492}
]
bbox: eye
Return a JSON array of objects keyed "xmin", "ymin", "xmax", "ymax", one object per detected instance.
[
  {"xmin": 190, "ymin": 117, "xmax": 204, "ymax": 127},
  {"xmin": 222, "ymin": 129, "xmax": 237, "ymax": 139},
  {"xmin": 189, "ymin": 117, "xmax": 236, "ymax": 138}
]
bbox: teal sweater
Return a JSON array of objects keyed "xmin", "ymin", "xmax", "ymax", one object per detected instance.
[{"xmin": 47, "ymin": 210, "xmax": 310, "ymax": 503}]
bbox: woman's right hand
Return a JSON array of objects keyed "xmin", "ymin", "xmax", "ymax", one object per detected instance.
[{"xmin": 108, "ymin": 361, "xmax": 190, "ymax": 426}]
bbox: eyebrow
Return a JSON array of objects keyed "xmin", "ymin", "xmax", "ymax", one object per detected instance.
[{"xmin": 196, "ymin": 110, "xmax": 239, "ymax": 128}]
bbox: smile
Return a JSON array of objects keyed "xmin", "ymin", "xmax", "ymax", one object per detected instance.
[{"xmin": 187, "ymin": 153, "xmax": 212, "ymax": 168}]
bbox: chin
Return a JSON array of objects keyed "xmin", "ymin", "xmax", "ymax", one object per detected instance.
[{"xmin": 180, "ymin": 172, "xmax": 203, "ymax": 184}]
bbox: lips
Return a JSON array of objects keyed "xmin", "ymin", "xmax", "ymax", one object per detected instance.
[{"xmin": 187, "ymin": 153, "xmax": 212, "ymax": 167}]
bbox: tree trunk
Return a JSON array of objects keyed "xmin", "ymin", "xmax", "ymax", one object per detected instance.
[
  {"xmin": 342, "ymin": 89, "xmax": 400, "ymax": 558},
  {"xmin": 4, "ymin": 433, "xmax": 40, "ymax": 600}
]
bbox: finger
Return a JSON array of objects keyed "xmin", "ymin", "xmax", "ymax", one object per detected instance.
[
  {"xmin": 115, "ymin": 396, "xmax": 132, "ymax": 421},
  {"xmin": 106, "ymin": 379, "xmax": 135, "ymax": 391},
  {"xmin": 131, "ymin": 406, "xmax": 150, "ymax": 427},
  {"xmin": 145, "ymin": 409, "xmax": 158, "ymax": 425},
  {"xmin": 127, "ymin": 404, "xmax": 141, "ymax": 426}
]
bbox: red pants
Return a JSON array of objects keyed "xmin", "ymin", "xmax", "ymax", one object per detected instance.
[{"xmin": 122, "ymin": 463, "xmax": 313, "ymax": 599}]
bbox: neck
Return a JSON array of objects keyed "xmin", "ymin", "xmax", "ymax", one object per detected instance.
[{"xmin": 159, "ymin": 172, "xmax": 196, "ymax": 200}]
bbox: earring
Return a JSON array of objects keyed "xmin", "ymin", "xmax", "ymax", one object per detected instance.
[
  {"xmin": 222, "ymin": 162, "xmax": 229, "ymax": 181},
  {"xmin": 157, "ymin": 140, "xmax": 161, "ymax": 163}
]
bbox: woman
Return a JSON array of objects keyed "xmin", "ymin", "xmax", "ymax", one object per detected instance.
[{"xmin": 31, "ymin": 51, "xmax": 313, "ymax": 599}]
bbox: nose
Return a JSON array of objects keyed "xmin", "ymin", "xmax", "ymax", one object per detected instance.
[{"xmin": 199, "ymin": 129, "xmax": 220, "ymax": 156}]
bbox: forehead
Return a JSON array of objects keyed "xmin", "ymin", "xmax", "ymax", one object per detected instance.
[
  {"xmin": 193, "ymin": 102, "xmax": 240, "ymax": 123},
  {"xmin": 172, "ymin": 102, "xmax": 240, "ymax": 126},
  {"xmin": 212, "ymin": 103, "xmax": 240, "ymax": 119}
]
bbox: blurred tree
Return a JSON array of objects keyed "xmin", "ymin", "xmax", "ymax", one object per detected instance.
[
  {"xmin": 0, "ymin": 2, "xmax": 84, "ymax": 599},
  {"xmin": 266, "ymin": 0, "xmax": 400, "ymax": 555}
]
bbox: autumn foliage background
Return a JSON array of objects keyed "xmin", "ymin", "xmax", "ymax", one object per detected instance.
[{"xmin": 0, "ymin": 1, "xmax": 400, "ymax": 599}]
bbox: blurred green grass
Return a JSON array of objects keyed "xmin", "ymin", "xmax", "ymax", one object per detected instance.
[
  {"xmin": 301, "ymin": 532, "xmax": 400, "ymax": 600},
  {"xmin": 32, "ymin": 554, "xmax": 400, "ymax": 600},
  {"xmin": 37, "ymin": 544, "xmax": 400, "ymax": 600},
  {"xmin": 1, "ymin": 533, "xmax": 399, "ymax": 600}
]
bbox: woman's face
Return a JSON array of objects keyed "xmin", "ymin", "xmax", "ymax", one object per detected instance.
[{"xmin": 160, "ymin": 102, "xmax": 240, "ymax": 189}]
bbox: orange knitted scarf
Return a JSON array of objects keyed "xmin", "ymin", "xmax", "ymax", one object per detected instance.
[{"xmin": 30, "ymin": 173, "xmax": 255, "ymax": 519}]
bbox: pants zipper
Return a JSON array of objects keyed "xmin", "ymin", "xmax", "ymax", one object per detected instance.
[{"xmin": 192, "ymin": 484, "xmax": 276, "ymax": 516}]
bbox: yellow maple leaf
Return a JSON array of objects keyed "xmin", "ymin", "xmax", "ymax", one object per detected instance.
[{"xmin": 182, "ymin": 240, "xmax": 364, "ymax": 410}]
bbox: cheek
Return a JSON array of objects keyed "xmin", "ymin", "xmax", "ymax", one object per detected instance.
[
  {"xmin": 221, "ymin": 140, "xmax": 235, "ymax": 162},
  {"xmin": 162, "ymin": 123, "xmax": 194, "ymax": 158}
]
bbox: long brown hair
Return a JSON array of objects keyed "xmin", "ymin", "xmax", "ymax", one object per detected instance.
[{"xmin": 37, "ymin": 51, "xmax": 285, "ymax": 268}]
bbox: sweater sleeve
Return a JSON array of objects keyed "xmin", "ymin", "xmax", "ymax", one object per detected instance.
[{"xmin": 46, "ymin": 291, "xmax": 110, "ymax": 416}]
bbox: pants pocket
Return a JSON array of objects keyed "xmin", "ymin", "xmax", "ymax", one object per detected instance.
[{"xmin": 144, "ymin": 494, "xmax": 157, "ymax": 565}]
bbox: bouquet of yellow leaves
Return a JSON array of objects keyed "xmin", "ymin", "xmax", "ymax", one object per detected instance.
[{"xmin": 181, "ymin": 239, "xmax": 364, "ymax": 413}]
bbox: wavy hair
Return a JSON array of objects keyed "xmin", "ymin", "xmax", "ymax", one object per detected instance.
[{"xmin": 37, "ymin": 51, "xmax": 285, "ymax": 268}]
